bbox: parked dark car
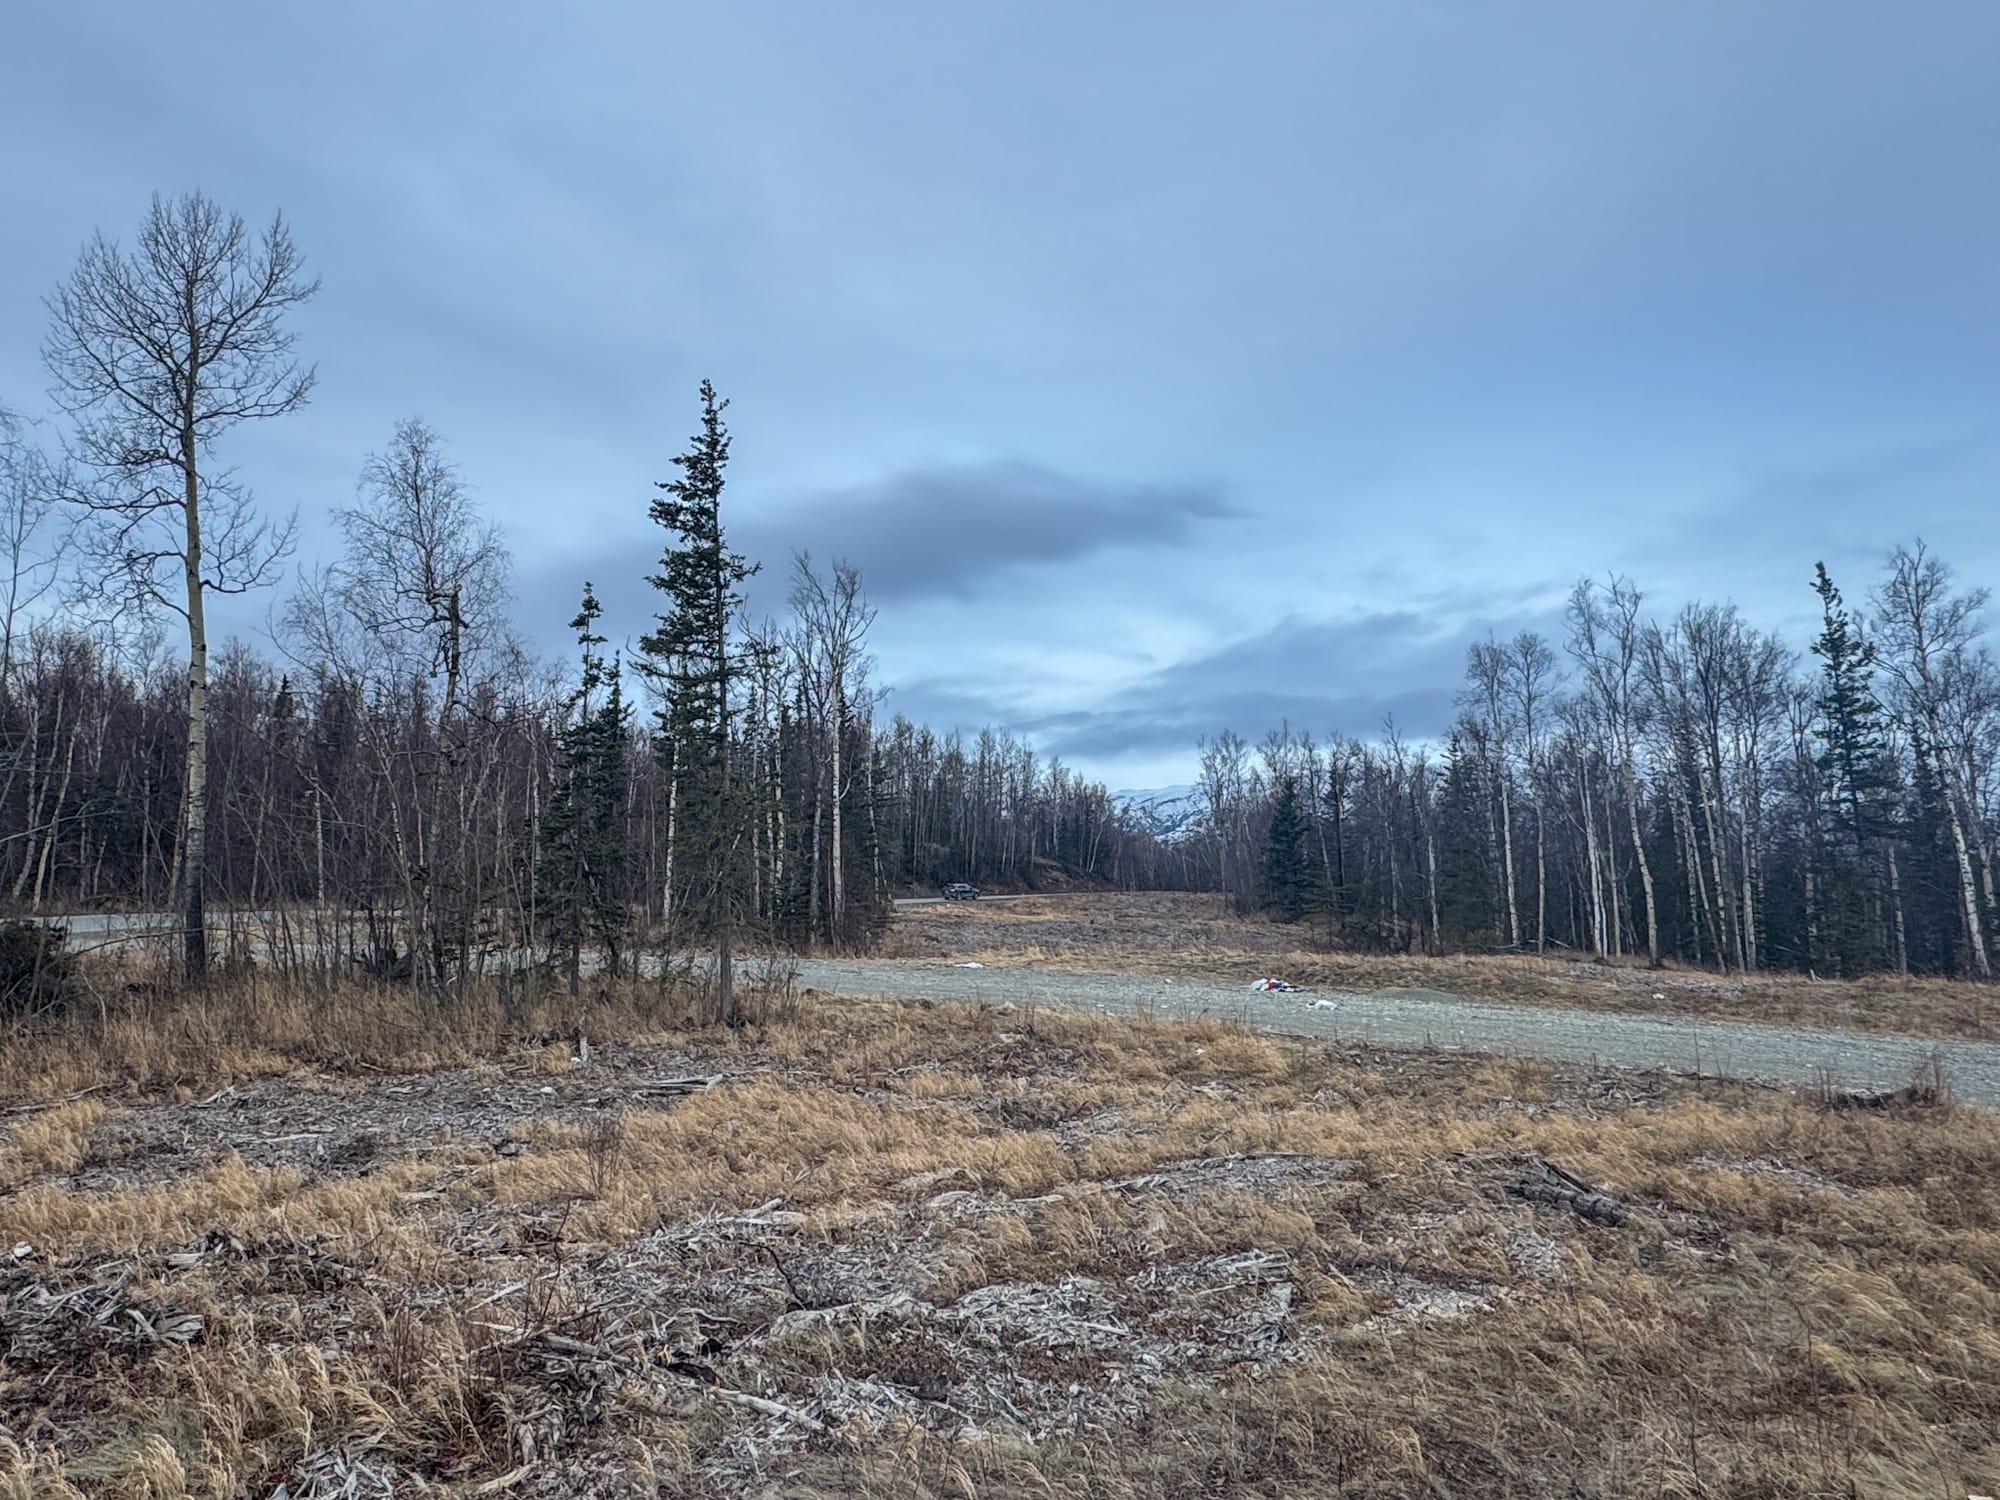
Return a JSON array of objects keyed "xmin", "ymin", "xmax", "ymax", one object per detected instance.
[{"xmin": 943, "ymin": 883, "xmax": 979, "ymax": 901}]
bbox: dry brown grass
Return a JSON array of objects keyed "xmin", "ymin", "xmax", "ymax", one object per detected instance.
[
  {"xmin": 0, "ymin": 1102, "xmax": 108, "ymax": 1193},
  {"xmin": 1, "ymin": 964, "xmax": 1997, "ymax": 1496},
  {"xmin": 0, "ymin": 960, "xmax": 734, "ymax": 1102},
  {"xmin": 885, "ymin": 891, "xmax": 2000, "ymax": 1039}
]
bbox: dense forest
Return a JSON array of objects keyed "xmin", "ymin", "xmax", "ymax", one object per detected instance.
[
  {"xmin": 5, "ymin": 192, "xmax": 1998, "ymax": 999},
  {"xmin": 1157, "ymin": 551, "xmax": 2000, "ymax": 982}
]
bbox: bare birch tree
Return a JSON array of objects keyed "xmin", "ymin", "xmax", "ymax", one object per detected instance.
[
  {"xmin": 338, "ymin": 419, "xmax": 511, "ymax": 985},
  {"xmin": 789, "ymin": 552, "xmax": 877, "ymax": 947},
  {"xmin": 1462, "ymin": 640, "xmax": 1520, "ymax": 947},
  {"xmin": 1508, "ymin": 631, "xmax": 1557, "ymax": 953},
  {"xmin": 1567, "ymin": 576, "xmax": 1661, "ymax": 965},
  {"xmin": 1872, "ymin": 541, "xmax": 1992, "ymax": 977},
  {"xmin": 0, "ymin": 408, "xmax": 71, "ymax": 697},
  {"xmin": 42, "ymin": 192, "xmax": 315, "ymax": 978},
  {"xmin": 284, "ymin": 420, "xmax": 511, "ymax": 984}
]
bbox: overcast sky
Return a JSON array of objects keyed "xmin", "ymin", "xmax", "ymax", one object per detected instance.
[{"xmin": 4, "ymin": 1, "xmax": 1997, "ymax": 789}]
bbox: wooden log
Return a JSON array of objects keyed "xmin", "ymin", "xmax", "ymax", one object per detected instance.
[{"xmin": 1506, "ymin": 1157, "xmax": 1629, "ymax": 1226}]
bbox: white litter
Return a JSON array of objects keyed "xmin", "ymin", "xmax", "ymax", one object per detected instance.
[
  {"xmin": 1251, "ymin": 977, "xmax": 1298, "ymax": 992},
  {"xmin": 954, "ymin": 961, "xmax": 985, "ymax": 969},
  {"xmin": 1310, "ymin": 997, "xmax": 1341, "ymax": 1011}
]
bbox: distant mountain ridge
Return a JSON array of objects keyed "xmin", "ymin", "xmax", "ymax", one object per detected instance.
[{"xmin": 1113, "ymin": 783, "xmax": 1208, "ymax": 841}]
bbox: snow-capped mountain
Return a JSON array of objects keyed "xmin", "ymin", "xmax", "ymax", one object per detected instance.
[{"xmin": 1113, "ymin": 783, "xmax": 1209, "ymax": 842}]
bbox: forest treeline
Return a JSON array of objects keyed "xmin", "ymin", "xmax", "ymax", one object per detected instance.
[
  {"xmin": 0, "ymin": 406, "xmax": 1143, "ymax": 952},
  {"xmin": 4, "ymin": 192, "xmax": 1996, "ymax": 1004},
  {"xmin": 1160, "ymin": 552, "xmax": 2000, "ymax": 981},
  {"xmin": 0, "ymin": 193, "xmax": 1144, "ymax": 1016}
]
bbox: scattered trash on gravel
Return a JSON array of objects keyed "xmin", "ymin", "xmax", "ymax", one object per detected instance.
[{"xmin": 1251, "ymin": 977, "xmax": 1299, "ymax": 992}]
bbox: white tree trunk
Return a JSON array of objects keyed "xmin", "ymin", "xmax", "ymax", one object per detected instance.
[
  {"xmin": 662, "ymin": 745, "xmax": 677, "ymax": 934},
  {"xmin": 181, "ymin": 430, "xmax": 210, "ymax": 981},
  {"xmin": 1886, "ymin": 843, "xmax": 1909, "ymax": 975},
  {"xmin": 10, "ymin": 690, "xmax": 55, "ymax": 901},
  {"xmin": 1580, "ymin": 760, "xmax": 1606, "ymax": 957},
  {"xmin": 1945, "ymin": 795, "xmax": 1990, "ymax": 977},
  {"xmin": 830, "ymin": 679, "xmax": 846, "ymax": 944},
  {"xmin": 1425, "ymin": 813, "xmax": 1441, "ymax": 955},
  {"xmin": 1601, "ymin": 775, "xmax": 1623, "ymax": 956},
  {"xmin": 29, "ymin": 707, "xmax": 78, "ymax": 910},
  {"xmin": 1530, "ymin": 752, "xmax": 1546, "ymax": 953},
  {"xmin": 1625, "ymin": 759, "xmax": 1660, "ymax": 967}
]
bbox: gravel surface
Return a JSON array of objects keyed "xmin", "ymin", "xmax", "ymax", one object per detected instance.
[{"xmin": 793, "ymin": 958, "xmax": 2000, "ymax": 1106}]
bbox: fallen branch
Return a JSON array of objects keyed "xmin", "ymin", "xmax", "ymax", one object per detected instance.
[
  {"xmin": 761, "ymin": 1244, "xmax": 808, "ymax": 1311},
  {"xmin": 2, "ymin": 1085, "xmax": 109, "ymax": 1117},
  {"xmin": 635, "ymin": 1074, "xmax": 725, "ymax": 1097},
  {"xmin": 706, "ymin": 1385, "xmax": 832, "ymax": 1432},
  {"xmin": 1825, "ymin": 1081, "xmax": 1947, "ymax": 1112},
  {"xmin": 472, "ymin": 1463, "xmax": 535, "ymax": 1495},
  {"xmin": 1506, "ymin": 1157, "xmax": 1628, "ymax": 1227},
  {"xmin": 529, "ymin": 1330, "xmax": 835, "ymax": 1436}
]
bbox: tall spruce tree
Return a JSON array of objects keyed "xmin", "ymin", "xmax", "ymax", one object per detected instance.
[
  {"xmin": 1433, "ymin": 732, "xmax": 1496, "ymax": 946},
  {"xmin": 1811, "ymin": 564, "xmax": 1896, "ymax": 851},
  {"xmin": 1261, "ymin": 773, "xmax": 1313, "ymax": 921},
  {"xmin": 539, "ymin": 584, "xmax": 628, "ymax": 990},
  {"xmin": 1810, "ymin": 562, "xmax": 1897, "ymax": 971},
  {"xmin": 638, "ymin": 382, "xmax": 758, "ymax": 1023}
]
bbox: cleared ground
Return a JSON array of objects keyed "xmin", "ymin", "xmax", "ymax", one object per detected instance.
[
  {"xmin": 880, "ymin": 892, "xmax": 2000, "ymax": 1039},
  {"xmin": 0, "ymin": 969, "xmax": 1996, "ymax": 1497},
  {"xmin": 793, "ymin": 954, "xmax": 2000, "ymax": 1105}
]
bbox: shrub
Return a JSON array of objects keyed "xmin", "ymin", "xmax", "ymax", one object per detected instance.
[{"xmin": 0, "ymin": 921, "xmax": 79, "ymax": 1021}]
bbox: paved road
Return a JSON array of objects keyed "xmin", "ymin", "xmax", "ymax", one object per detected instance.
[{"xmin": 790, "ymin": 957, "xmax": 2000, "ymax": 1106}]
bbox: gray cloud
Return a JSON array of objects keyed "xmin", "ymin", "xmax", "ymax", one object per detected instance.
[
  {"xmin": 737, "ymin": 464, "xmax": 1242, "ymax": 603},
  {"xmin": 888, "ymin": 606, "xmax": 1567, "ymax": 764},
  {"xmin": 512, "ymin": 461, "xmax": 1243, "ymax": 648},
  {"xmin": 1024, "ymin": 688, "xmax": 1463, "ymax": 763},
  {"xmin": 8, "ymin": 2, "xmax": 2000, "ymax": 784}
]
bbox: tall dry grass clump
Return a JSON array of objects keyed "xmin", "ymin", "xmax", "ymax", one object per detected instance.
[{"xmin": 0, "ymin": 957, "xmax": 740, "ymax": 1100}]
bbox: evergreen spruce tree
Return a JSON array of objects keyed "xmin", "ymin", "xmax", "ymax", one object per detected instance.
[
  {"xmin": 1261, "ymin": 773, "xmax": 1312, "ymax": 921},
  {"xmin": 538, "ymin": 584, "xmax": 629, "ymax": 991},
  {"xmin": 1810, "ymin": 562, "xmax": 1897, "ymax": 969},
  {"xmin": 1811, "ymin": 564, "xmax": 1896, "ymax": 851},
  {"xmin": 637, "ymin": 382, "xmax": 759, "ymax": 1023},
  {"xmin": 1433, "ymin": 733, "xmax": 1495, "ymax": 946},
  {"xmin": 1904, "ymin": 732, "xmax": 1967, "ymax": 973}
]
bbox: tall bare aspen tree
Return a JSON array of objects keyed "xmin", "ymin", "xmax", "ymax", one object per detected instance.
[
  {"xmin": 1568, "ymin": 577, "xmax": 1662, "ymax": 966},
  {"xmin": 1873, "ymin": 543, "xmax": 1992, "ymax": 979},
  {"xmin": 1462, "ymin": 640, "xmax": 1521, "ymax": 948},
  {"xmin": 43, "ymin": 193, "xmax": 316, "ymax": 979},
  {"xmin": 1508, "ymin": 631, "xmax": 1557, "ymax": 953},
  {"xmin": 337, "ymin": 419, "xmax": 509, "ymax": 986},
  {"xmin": 791, "ymin": 553, "xmax": 876, "ymax": 947}
]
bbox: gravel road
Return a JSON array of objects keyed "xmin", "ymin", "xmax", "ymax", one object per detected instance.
[
  {"xmin": 36, "ymin": 910, "xmax": 2000, "ymax": 1104},
  {"xmin": 36, "ymin": 897, "xmax": 1016, "ymax": 940},
  {"xmin": 792, "ymin": 958, "xmax": 2000, "ymax": 1106}
]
